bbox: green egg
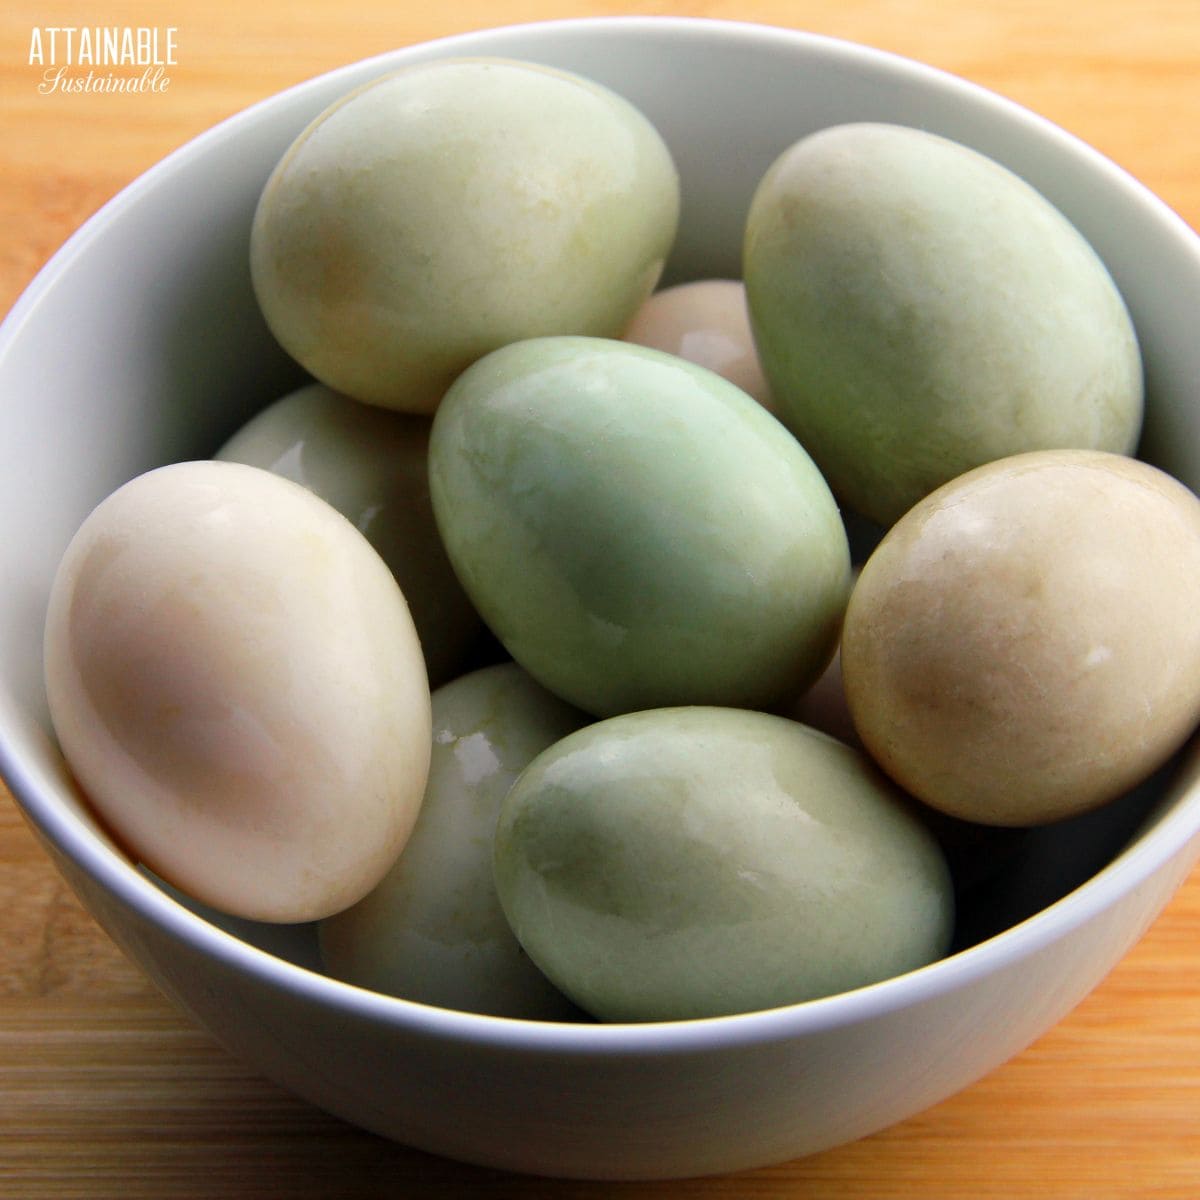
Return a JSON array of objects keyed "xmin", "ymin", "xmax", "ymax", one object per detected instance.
[
  {"xmin": 251, "ymin": 58, "xmax": 680, "ymax": 413},
  {"xmin": 318, "ymin": 662, "xmax": 587, "ymax": 1019},
  {"xmin": 493, "ymin": 706, "xmax": 955, "ymax": 1022},
  {"xmin": 215, "ymin": 382, "xmax": 480, "ymax": 685},
  {"xmin": 428, "ymin": 336, "xmax": 851, "ymax": 716},
  {"xmin": 744, "ymin": 122, "xmax": 1143, "ymax": 527}
]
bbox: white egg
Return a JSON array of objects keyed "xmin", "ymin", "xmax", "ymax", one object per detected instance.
[
  {"xmin": 43, "ymin": 460, "xmax": 432, "ymax": 922},
  {"xmin": 319, "ymin": 662, "xmax": 587, "ymax": 1019},
  {"xmin": 622, "ymin": 279, "xmax": 772, "ymax": 410}
]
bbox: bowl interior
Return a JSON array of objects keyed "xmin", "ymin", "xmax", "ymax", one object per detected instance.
[{"xmin": 3, "ymin": 15, "xmax": 1200, "ymax": 1023}]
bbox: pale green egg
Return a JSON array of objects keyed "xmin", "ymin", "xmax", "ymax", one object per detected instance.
[
  {"xmin": 427, "ymin": 336, "xmax": 852, "ymax": 717},
  {"xmin": 744, "ymin": 122, "xmax": 1143, "ymax": 527},
  {"xmin": 318, "ymin": 662, "xmax": 588, "ymax": 1019},
  {"xmin": 251, "ymin": 57, "xmax": 680, "ymax": 413},
  {"xmin": 215, "ymin": 382, "xmax": 479, "ymax": 685},
  {"xmin": 493, "ymin": 706, "xmax": 954, "ymax": 1022}
]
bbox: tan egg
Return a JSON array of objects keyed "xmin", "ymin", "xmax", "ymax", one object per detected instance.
[
  {"xmin": 622, "ymin": 279, "xmax": 772, "ymax": 411},
  {"xmin": 842, "ymin": 449, "xmax": 1200, "ymax": 826},
  {"xmin": 43, "ymin": 460, "xmax": 432, "ymax": 922}
]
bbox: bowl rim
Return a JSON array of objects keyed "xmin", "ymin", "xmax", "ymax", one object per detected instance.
[{"xmin": 3, "ymin": 12, "xmax": 1200, "ymax": 1056}]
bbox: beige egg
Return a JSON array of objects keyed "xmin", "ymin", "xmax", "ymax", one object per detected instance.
[
  {"xmin": 842, "ymin": 449, "xmax": 1200, "ymax": 826},
  {"xmin": 781, "ymin": 567, "xmax": 862, "ymax": 747},
  {"xmin": 43, "ymin": 460, "xmax": 432, "ymax": 922},
  {"xmin": 622, "ymin": 279, "xmax": 772, "ymax": 410}
]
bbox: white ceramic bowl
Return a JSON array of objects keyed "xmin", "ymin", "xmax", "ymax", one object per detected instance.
[{"xmin": 2, "ymin": 16, "xmax": 1199, "ymax": 1181}]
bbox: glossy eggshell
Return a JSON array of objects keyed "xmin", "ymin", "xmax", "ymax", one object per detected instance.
[
  {"xmin": 251, "ymin": 57, "xmax": 680, "ymax": 413},
  {"xmin": 493, "ymin": 706, "xmax": 955, "ymax": 1022},
  {"xmin": 841, "ymin": 449, "xmax": 1200, "ymax": 826},
  {"xmin": 622, "ymin": 279, "xmax": 772, "ymax": 411},
  {"xmin": 428, "ymin": 335, "xmax": 852, "ymax": 716},
  {"xmin": 42, "ymin": 460, "xmax": 432, "ymax": 923},
  {"xmin": 215, "ymin": 381, "xmax": 480, "ymax": 685},
  {"xmin": 744, "ymin": 122, "xmax": 1143, "ymax": 527},
  {"xmin": 318, "ymin": 662, "xmax": 587, "ymax": 1019}
]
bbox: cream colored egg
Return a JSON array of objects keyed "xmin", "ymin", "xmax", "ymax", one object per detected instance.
[
  {"xmin": 43, "ymin": 460, "xmax": 432, "ymax": 922},
  {"xmin": 622, "ymin": 279, "xmax": 772, "ymax": 411},
  {"xmin": 842, "ymin": 449, "xmax": 1200, "ymax": 825}
]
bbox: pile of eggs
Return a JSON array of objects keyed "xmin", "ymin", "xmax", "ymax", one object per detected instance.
[{"xmin": 42, "ymin": 58, "xmax": 1200, "ymax": 1023}]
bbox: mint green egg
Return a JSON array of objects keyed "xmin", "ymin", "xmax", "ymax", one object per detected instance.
[
  {"xmin": 493, "ymin": 706, "xmax": 955, "ymax": 1022},
  {"xmin": 318, "ymin": 663, "xmax": 587, "ymax": 1019},
  {"xmin": 251, "ymin": 58, "xmax": 679, "ymax": 414},
  {"xmin": 744, "ymin": 122, "xmax": 1143, "ymax": 527},
  {"xmin": 428, "ymin": 336, "xmax": 851, "ymax": 716}
]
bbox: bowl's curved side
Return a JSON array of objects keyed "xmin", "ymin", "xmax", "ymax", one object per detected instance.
[
  {"xmin": 33, "ymin": 812, "xmax": 1200, "ymax": 1179},
  {"xmin": 3, "ymin": 15, "xmax": 1200, "ymax": 1181}
]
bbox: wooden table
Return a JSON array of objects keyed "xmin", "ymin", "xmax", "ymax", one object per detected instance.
[{"xmin": 2, "ymin": 1, "xmax": 1199, "ymax": 1195}]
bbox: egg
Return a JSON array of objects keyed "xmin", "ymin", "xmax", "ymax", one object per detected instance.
[
  {"xmin": 42, "ymin": 460, "xmax": 432, "ymax": 922},
  {"xmin": 251, "ymin": 57, "xmax": 680, "ymax": 413},
  {"xmin": 781, "ymin": 642, "xmax": 858, "ymax": 748},
  {"xmin": 428, "ymin": 335, "xmax": 852, "ymax": 716},
  {"xmin": 744, "ymin": 122, "xmax": 1143, "ymax": 526},
  {"xmin": 493, "ymin": 706, "xmax": 954, "ymax": 1022},
  {"xmin": 621, "ymin": 279, "xmax": 772, "ymax": 411},
  {"xmin": 841, "ymin": 449, "xmax": 1200, "ymax": 826},
  {"xmin": 215, "ymin": 381, "xmax": 480, "ymax": 685},
  {"xmin": 319, "ymin": 662, "xmax": 587, "ymax": 1019},
  {"xmin": 777, "ymin": 565, "xmax": 861, "ymax": 746}
]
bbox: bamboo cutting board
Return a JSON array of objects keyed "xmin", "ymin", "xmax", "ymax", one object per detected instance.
[{"xmin": 2, "ymin": 2, "xmax": 1199, "ymax": 1195}]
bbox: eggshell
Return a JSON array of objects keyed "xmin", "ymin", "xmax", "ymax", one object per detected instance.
[
  {"xmin": 428, "ymin": 335, "xmax": 852, "ymax": 716},
  {"xmin": 744, "ymin": 122, "xmax": 1143, "ymax": 526},
  {"xmin": 841, "ymin": 449, "xmax": 1200, "ymax": 825},
  {"xmin": 251, "ymin": 57, "xmax": 680, "ymax": 413},
  {"xmin": 43, "ymin": 460, "xmax": 432, "ymax": 922},
  {"xmin": 319, "ymin": 662, "xmax": 587, "ymax": 1019},
  {"xmin": 493, "ymin": 706, "xmax": 954, "ymax": 1022},
  {"xmin": 622, "ymin": 279, "xmax": 772, "ymax": 411},
  {"xmin": 215, "ymin": 381, "xmax": 480, "ymax": 685}
]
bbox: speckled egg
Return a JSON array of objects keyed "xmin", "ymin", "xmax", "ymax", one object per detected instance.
[
  {"xmin": 744, "ymin": 122, "xmax": 1143, "ymax": 526},
  {"xmin": 493, "ymin": 706, "xmax": 954, "ymax": 1022},
  {"xmin": 428, "ymin": 335, "xmax": 851, "ymax": 716},
  {"xmin": 251, "ymin": 57, "xmax": 680, "ymax": 413},
  {"xmin": 319, "ymin": 662, "xmax": 587, "ymax": 1019},
  {"xmin": 841, "ymin": 449, "xmax": 1200, "ymax": 825}
]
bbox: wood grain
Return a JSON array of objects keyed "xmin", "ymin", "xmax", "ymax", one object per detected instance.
[{"xmin": 2, "ymin": 1, "xmax": 1200, "ymax": 1195}]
